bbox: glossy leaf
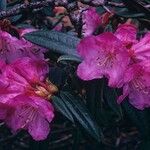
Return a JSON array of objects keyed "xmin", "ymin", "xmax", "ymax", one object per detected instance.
[
  {"xmin": 52, "ymin": 96, "xmax": 74, "ymax": 123},
  {"xmin": 59, "ymin": 91, "xmax": 103, "ymax": 142},
  {"xmin": 57, "ymin": 55, "xmax": 82, "ymax": 63},
  {"xmin": 104, "ymin": 86, "xmax": 123, "ymax": 119},
  {"xmin": 122, "ymin": 101, "xmax": 150, "ymax": 137},
  {"xmin": 24, "ymin": 30, "xmax": 80, "ymax": 56}
]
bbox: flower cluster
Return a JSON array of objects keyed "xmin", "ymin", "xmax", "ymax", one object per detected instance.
[
  {"xmin": 0, "ymin": 28, "xmax": 57, "ymax": 140},
  {"xmin": 82, "ymin": 8, "xmax": 101, "ymax": 37},
  {"xmin": 77, "ymin": 19, "xmax": 150, "ymax": 110},
  {"xmin": 0, "ymin": 28, "xmax": 47, "ymax": 64}
]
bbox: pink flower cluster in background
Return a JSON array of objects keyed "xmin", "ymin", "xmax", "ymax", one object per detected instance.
[
  {"xmin": 77, "ymin": 18, "xmax": 150, "ymax": 110},
  {"xmin": 0, "ymin": 28, "xmax": 46, "ymax": 64},
  {"xmin": 0, "ymin": 28, "xmax": 57, "ymax": 140},
  {"xmin": 82, "ymin": 8, "xmax": 102, "ymax": 37}
]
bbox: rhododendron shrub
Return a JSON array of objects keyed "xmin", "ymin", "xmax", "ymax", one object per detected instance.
[{"xmin": 0, "ymin": 0, "xmax": 150, "ymax": 149}]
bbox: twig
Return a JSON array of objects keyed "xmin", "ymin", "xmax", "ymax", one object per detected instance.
[
  {"xmin": 0, "ymin": 0, "xmax": 77, "ymax": 20},
  {"xmin": 107, "ymin": 2, "xmax": 125, "ymax": 7},
  {"xmin": 49, "ymin": 134, "xmax": 72, "ymax": 145},
  {"xmin": 80, "ymin": 0, "xmax": 105, "ymax": 6},
  {"xmin": 0, "ymin": 1, "xmax": 48, "ymax": 19}
]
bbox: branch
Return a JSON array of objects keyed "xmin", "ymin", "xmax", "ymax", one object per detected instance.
[
  {"xmin": 0, "ymin": 0, "xmax": 108, "ymax": 20},
  {"xmin": 80, "ymin": 0, "xmax": 105, "ymax": 6},
  {"xmin": 0, "ymin": 0, "xmax": 77, "ymax": 20}
]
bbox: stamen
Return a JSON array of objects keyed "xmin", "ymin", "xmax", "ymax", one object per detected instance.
[
  {"xmin": 34, "ymin": 80, "xmax": 58, "ymax": 99},
  {"xmin": 97, "ymin": 53, "xmax": 115, "ymax": 67}
]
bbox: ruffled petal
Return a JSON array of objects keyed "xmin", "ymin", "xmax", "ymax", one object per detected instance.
[
  {"xmin": 133, "ymin": 32, "xmax": 150, "ymax": 61},
  {"xmin": 96, "ymin": 32, "xmax": 130, "ymax": 87},
  {"xmin": 118, "ymin": 60, "xmax": 150, "ymax": 109},
  {"xmin": 77, "ymin": 61, "xmax": 103, "ymax": 80},
  {"xmin": 129, "ymin": 88, "xmax": 150, "ymax": 110},
  {"xmin": 77, "ymin": 32, "xmax": 130, "ymax": 87},
  {"xmin": 115, "ymin": 23, "xmax": 137, "ymax": 46},
  {"xmin": 11, "ymin": 57, "xmax": 49, "ymax": 82},
  {"xmin": 28, "ymin": 114, "xmax": 50, "ymax": 141},
  {"xmin": 77, "ymin": 36, "xmax": 99, "ymax": 60},
  {"xmin": 0, "ymin": 103, "xmax": 13, "ymax": 120},
  {"xmin": 6, "ymin": 95, "xmax": 54, "ymax": 140},
  {"xmin": 82, "ymin": 8, "xmax": 101, "ymax": 37}
]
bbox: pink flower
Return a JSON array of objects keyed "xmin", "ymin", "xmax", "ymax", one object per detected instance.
[
  {"xmin": 0, "ymin": 57, "xmax": 58, "ymax": 140},
  {"xmin": 0, "ymin": 30, "xmax": 26, "ymax": 63},
  {"xmin": 82, "ymin": 8, "xmax": 101, "ymax": 37},
  {"xmin": 6, "ymin": 95, "xmax": 54, "ymax": 141},
  {"xmin": 0, "ymin": 103, "xmax": 13, "ymax": 120},
  {"xmin": 114, "ymin": 23, "xmax": 137, "ymax": 47},
  {"xmin": 77, "ymin": 32, "xmax": 130, "ymax": 88},
  {"xmin": 118, "ymin": 60, "xmax": 150, "ymax": 110},
  {"xmin": 131, "ymin": 32, "xmax": 150, "ymax": 62},
  {"xmin": 0, "ymin": 30, "xmax": 46, "ymax": 63},
  {"xmin": 53, "ymin": 24, "xmax": 63, "ymax": 31}
]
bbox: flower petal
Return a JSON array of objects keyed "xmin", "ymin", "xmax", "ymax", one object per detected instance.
[
  {"xmin": 115, "ymin": 23, "xmax": 137, "ymax": 46},
  {"xmin": 11, "ymin": 57, "xmax": 49, "ymax": 82},
  {"xmin": 133, "ymin": 32, "xmax": 150, "ymax": 61},
  {"xmin": 28, "ymin": 114, "xmax": 50, "ymax": 141},
  {"xmin": 117, "ymin": 85, "xmax": 129, "ymax": 104},
  {"xmin": 77, "ymin": 36, "xmax": 99, "ymax": 60},
  {"xmin": 6, "ymin": 95, "xmax": 54, "ymax": 140},
  {"xmin": 77, "ymin": 61, "xmax": 103, "ymax": 80},
  {"xmin": 82, "ymin": 8, "xmax": 101, "ymax": 37}
]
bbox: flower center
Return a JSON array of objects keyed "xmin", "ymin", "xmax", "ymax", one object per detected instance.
[
  {"xmin": 97, "ymin": 52, "xmax": 116, "ymax": 68},
  {"xmin": 33, "ymin": 79, "xmax": 58, "ymax": 100}
]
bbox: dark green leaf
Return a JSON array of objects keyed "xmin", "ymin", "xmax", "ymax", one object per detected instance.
[
  {"xmin": 122, "ymin": 101, "xmax": 150, "ymax": 137},
  {"xmin": 59, "ymin": 91, "xmax": 103, "ymax": 142},
  {"xmin": 139, "ymin": 140, "xmax": 150, "ymax": 150},
  {"xmin": 104, "ymin": 86, "xmax": 123, "ymax": 119},
  {"xmin": 116, "ymin": 10, "xmax": 145, "ymax": 18},
  {"xmin": 57, "ymin": 55, "xmax": 82, "ymax": 63},
  {"xmin": 9, "ymin": 14, "xmax": 22, "ymax": 23},
  {"xmin": 52, "ymin": 96, "xmax": 74, "ymax": 123},
  {"xmin": 24, "ymin": 30, "xmax": 80, "ymax": 56},
  {"xmin": 49, "ymin": 67, "xmax": 67, "ymax": 87},
  {"xmin": 96, "ymin": 6, "xmax": 105, "ymax": 14},
  {"xmin": 7, "ymin": 0, "xmax": 22, "ymax": 7},
  {"xmin": 122, "ymin": 0, "xmax": 150, "ymax": 16}
]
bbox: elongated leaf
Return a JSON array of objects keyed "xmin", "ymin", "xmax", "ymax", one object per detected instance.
[
  {"xmin": 7, "ymin": 0, "xmax": 22, "ymax": 7},
  {"xmin": 24, "ymin": 30, "xmax": 80, "ymax": 56},
  {"xmin": 139, "ymin": 140, "xmax": 150, "ymax": 150},
  {"xmin": 104, "ymin": 86, "xmax": 123, "ymax": 119},
  {"xmin": 122, "ymin": 101, "xmax": 150, "ymax": 137},
  {"xmin": 122, "ymin": 0, "xmax": 150, "ymax": 16},
  {"xmin": 52, "ymin": 96, "xmax": 74, "ymax": 122},
  {"xmin": 115, "ymin": 6, "xmax": 146, "ymax": 18},
  {"xmin": 59, "ymin": 91, "xmax": 103, "ymax": 142},
  {"xmin": 116, "ymin": 10, "xmax": 145, "ymax": 18},
  {"xmin": 57, "ymin": 55, "xmax": 82, "ymax": 63}
]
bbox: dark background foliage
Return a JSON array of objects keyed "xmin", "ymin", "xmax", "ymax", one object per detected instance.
[{"xmin": 0, "ymin": 0, "xmax": 150, "ymax": 149}]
